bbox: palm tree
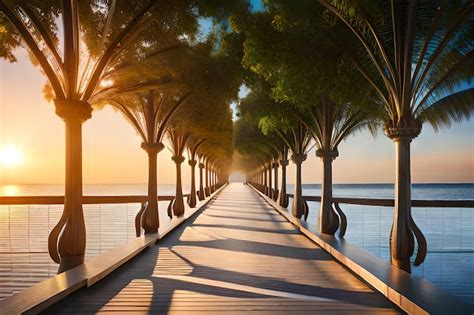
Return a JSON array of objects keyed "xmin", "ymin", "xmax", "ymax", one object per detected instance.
[
  {"xmin": 298, "ymin": 95, "xmax": 375, "ymax": 235},
  {"xmin": 265, "ymin": 139, "xmax": 289, "ymax": 204},
  {"xmin": 279, "ymin": 123, "xmax": 312, "ymax": 219},
  {"xmin": 186, "ymin": 138, "xmax": 207, "ymax": 207},
  {"xmin": 261, "ymin": 119, "xmax": 313, "ymax": 219},
  {"xmin": 319, "ymin": 0, "xmax": 473, "ymax": 271},
  {"xmin": 104, "ymin": 90, "xmax": 191, "ymax": 233},
  {"xmin": 204, "ymin": 156, "xmax": 212, "ymax": 197},
  {"xmin": 0, "ymin": 0, "xmax": 170, "ymax": 272},
  {"xmin": 247, "ymin": 153, "xmax": 271, "ymax": 194},
  {"xmin": 277, "ymin": 145, "xmax": 290, "ymax": 207},
  {"xmin": 166, "ymin": 128, "xmax": 191, "ymax": 217},
  {"xmin": 197, "ymin": 153, "xmax": 206, "ymax": 201}
]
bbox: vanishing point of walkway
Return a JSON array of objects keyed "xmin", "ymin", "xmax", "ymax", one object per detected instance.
[{"xmin": 46, "ymin": 183, "xmax": 399, "ymax": 314}]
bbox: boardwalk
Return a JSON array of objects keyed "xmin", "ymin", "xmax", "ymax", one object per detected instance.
[{"xmin": 46, "ymin": 183, "xmax": 399, "ymax": 314}]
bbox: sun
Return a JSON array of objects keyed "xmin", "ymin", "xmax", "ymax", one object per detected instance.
[{"xmin": 0, "ymin": 145, "xmax": 23, "ymax": 167}]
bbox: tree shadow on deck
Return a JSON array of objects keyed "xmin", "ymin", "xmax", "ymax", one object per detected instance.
[
  {"xmin": 206, "ymin": 207, "xmax": 281, "ymax": 216},
  {"xmin": 192, "ymin": 223, "xmax": 300, "ymax": 234},
  {"xmin": 172, "ymin": 238, "xmax": 331, "ymax": 260},
  {"xmin": 46, "ymin": 245, "xmax": 396, "ymax": 313},
  {"xmin": 45, "ymin": 191, "xmax": 399, "ymax": 314},
  {"xmin": 203, "ymin": 213, "xmax": 288, "ymax": 223}
]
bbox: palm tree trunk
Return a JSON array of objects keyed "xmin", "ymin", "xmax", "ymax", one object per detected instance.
[
  {"xmin": 142, "ymin": 147, "xmax": 160, "ymax": 234},
  {"xmin": 278, "ymin": 159, "xmax": 289, "ymax": 207},
  {"xmin": 391, "ymin": 138, "xmax": 415, "ymax": 271},
  {"xmin": 173, "ymin": 157, "xmax": 185, "ymax": 217},
  {"xmin": 263, "ymin": 167, "xmax": 268, "ymax": 196},
  {"xmin": 188, "ymin": 160, "xmax": 197, "ymax": 207},
  {"xmin": 198, "ymin": 162, "xmax": 205, "ymax": 200},
  {"xmin": 53, "ymin": 100, "xmax": 91, "ymax": 273},
  {"xmin": 257, "ymin": 171, "xmax": 260, "ymax": 190},
  {"xmin": 268, "ymin": 163, "xmax": 273, "ymax": 198},
  {"xmin": 57, "ymin": 111, "xmax": 86, "ymax": 272},
  {"xmin": 291, "ymin": 154, "xmax": 306, "ymax": 218},
  {"xmin": 273, "ymin": 162, "xmax": 279, "ymax": 201},
  {"xmin": 210, "ymin": 169, "xmax": 216, "ymax": 193},
  {"xmin": 258, "ymin": 171, "xmax": 261, "ymax": 191},
  {"xmin": 319, "ymin": 155, "xmax": 339, "ymax": 234},
  {"xmin": 204, "ymin": 162, "xmax": 210, "ymax": 197}
]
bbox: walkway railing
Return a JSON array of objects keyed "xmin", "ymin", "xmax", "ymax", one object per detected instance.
[
  {"xmin": 0, "ymin": 195, "xmax": 189, "ymax": 253},
  {"xmin": 0, "ymin": 183, "xmax": 227, "ymax": 311},
  {"xmin": 250, "ymin": 183, "xmax": 474, "ymax": 312},
  {"xmin": 280, "ymin": 192, "xmax": 474, "ymax": 304},
  {"xmin": 287, "ymin": 193, "xmax": 474, "ymax": 235},
  {"xmin": 0, "ymin": 192, "xmax": 209, "ymax": 302}
]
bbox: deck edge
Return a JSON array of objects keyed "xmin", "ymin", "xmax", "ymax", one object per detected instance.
[{"xmin": 249, "ymin": 184, "xmax": 474, "ymax": 315}]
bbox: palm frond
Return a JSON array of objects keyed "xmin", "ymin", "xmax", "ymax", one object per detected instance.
[{"xmin": 418, "ymin": 87, "xmax": 474, "ymax": 131}]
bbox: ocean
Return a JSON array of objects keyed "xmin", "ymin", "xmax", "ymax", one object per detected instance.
[
  {"xmin": 2, "ymin": 182, "xmax": 471, "ymax": 198},
  {"xmin": 295, "ymin": 183, "xmax": 474, "ymax": 200},
  {"xmin": 0, "ymin": 183, "xmax": 188, "ymax": 197},
  {"xmin": 0, "ymin": 183, "xmax": 473, "ymax": 304}
]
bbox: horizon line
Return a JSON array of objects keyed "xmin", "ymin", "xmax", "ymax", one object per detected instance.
[{"xmin": 1, "ymin": 182, "xmax": 473, "ymax": 185}]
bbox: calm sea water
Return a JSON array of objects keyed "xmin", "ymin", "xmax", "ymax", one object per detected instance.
[
  {"xmin": 287, "ymin": 183, "xmax": 474, "ymax": 200},
  {"xmin": 0, "ymin": 183, "xmax": 189, "ymax": 197},
  {"xmin": 1, "ymin": 182, "xmax": 471, "ymax": 198},
  {"xmin": 0, "ymin": 183, "xmax": 473, "ymax": 304}
]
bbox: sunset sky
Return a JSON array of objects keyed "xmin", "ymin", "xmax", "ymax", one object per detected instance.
[{"xmin": 0, "ymin": 46, "xmax": 473, "ymax": 185}]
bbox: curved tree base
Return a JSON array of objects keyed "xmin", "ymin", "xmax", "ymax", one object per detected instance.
[
  {"xmin": 172, "ymin": 198, "xmax": 185, "ymax": 217},
  {"xmin": 188, "ymin": 197, "xmax": 197, "ymax": 208},
  {"xmin": 333, "ymin": 203, "xmax": 347, "ymax": 237},
  {"xmin": 291, "ymin": 197, "xmax": 308, "ymax": 219},
  {"xmin": 391, "ymin": 257, "xmax": 411, "ymax": 272},
  {"xmin": 141, "ymin": 202, "xmax": 159, "ymax": 234},
  {"xmin": 134, "ymin": 202, "xmax": 147, "ymax": 237},
  {"xmin": 58, "ymin": 254, "xmax": 84, "ymax": 274},
  {"xmin": 273, "ymin": 189, "xmax": 279, "ymax": 201},
  {"xmin": 197, "ymin": 191, "xmax": 205, "ymax": 201},
  {"xmin": 48, "ymin": 214, "xmax": 67, "ymax": 263},
  {"xmin": 278, "ymin": 196, "xmax": 289, "ymax": 208},
  {"xmin": 319, "ymin": 203, "xmax": 339, "ymax": 235}
]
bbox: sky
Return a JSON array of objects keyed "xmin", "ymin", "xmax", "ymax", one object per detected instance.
[
  {"xmin": 0, "ymin": 47, "xmax": 472, "ymax": 185},
  {"xmin": 0, "ymin": 1, "xmax": 472, "ymax": 185}
]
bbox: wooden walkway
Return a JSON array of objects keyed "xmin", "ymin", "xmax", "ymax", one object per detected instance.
[{"xmin": 45, "ymin": 183, "xmax": 400, "ymax": 314}]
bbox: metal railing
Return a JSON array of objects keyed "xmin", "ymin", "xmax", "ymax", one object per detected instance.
[
  {"xmin": 0, "ymin": 192, "xmax": 197, "ymax": 301},
  {"xmin": 0, "ymin": 194, "xmax": 193, "ymax": 254},
  {"xmin": 287, "ymin": 193, "xmax": 474, "ymax": 237},
  {"xmin": 282, "ymin": 192, "xmax": 474, "ymax": 303}
]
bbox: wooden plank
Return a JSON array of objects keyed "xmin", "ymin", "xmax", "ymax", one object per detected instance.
[
  {"xmin": 46, "ymin": 183, "xmax": 399, "ymax": 314},
  {"xmin": 0, "ymin": 235, "xmax": 157, "ymax": 315},
  {"xmin": 252, "ymin": 184, "xmax": 474, "ymax": 315},
  {"xmin": 86, "ymin": 234, "xmax": 158, "ymax": 287}
]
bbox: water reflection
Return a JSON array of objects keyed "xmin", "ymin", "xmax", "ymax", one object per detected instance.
[{"xmin": 2, "ymin": 185, "xmax": 19, "ymax": 196}]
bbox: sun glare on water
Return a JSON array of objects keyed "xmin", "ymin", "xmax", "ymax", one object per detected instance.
[{"xmin": 0, "ymin": 145, "xmax": 23, "ymax": 167}]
